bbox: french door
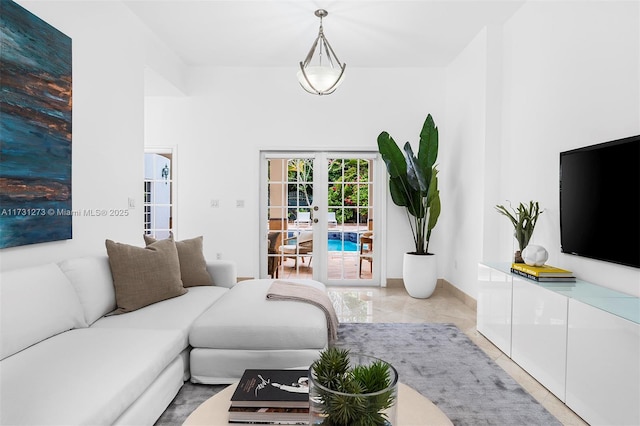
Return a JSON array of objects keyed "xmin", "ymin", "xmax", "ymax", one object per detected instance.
[
  {"xmin": 260, "ymin": 151, "xmax": 385, "ymax": 286},
  {"xmin": 144, "ymin": 148, "xmax": 175, "ymax": 239}
]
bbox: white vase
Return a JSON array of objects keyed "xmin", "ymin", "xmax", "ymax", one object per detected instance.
[{"xmin": 402, "ymin": 253, "xmax": 437, "ymax": 299}]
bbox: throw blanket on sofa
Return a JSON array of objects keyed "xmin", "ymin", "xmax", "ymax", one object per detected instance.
[{"xmin": 266, "ymin": 280, "xmax": 339, "ymax": 345}]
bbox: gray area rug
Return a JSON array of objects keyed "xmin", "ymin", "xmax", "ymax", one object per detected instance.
[{"xmin": 155, "ymin": 323, "xmax": 561, "ymax": 425}]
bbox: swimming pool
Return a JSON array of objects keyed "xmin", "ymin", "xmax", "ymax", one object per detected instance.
[
  {"xmin": 286, "ymin": 231, "xmax": 362, "ymax": 252},
  {"xmin": 327, "ymin": 239, "xmax": 358, "ymax": 252},
  {"xmin": 327, "ymin": 231, "xmax": 359, "ymax": 252}
]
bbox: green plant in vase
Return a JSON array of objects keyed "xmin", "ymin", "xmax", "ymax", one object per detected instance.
[
  {"xmin": 495, "ymin": 201, "xmax": 543, "ymax": 263},
  {"xmin": 309, "ymin": 348, "xmax": 397, "ymax": 426},
  {"xmin": 377, "ymin": 114, "xmax": 441, "ymax": 298}
]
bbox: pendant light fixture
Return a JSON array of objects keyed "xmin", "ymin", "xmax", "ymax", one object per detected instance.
[{"xmin": 297, "ymin": 9, "xmax": 346, "ymax": 95}]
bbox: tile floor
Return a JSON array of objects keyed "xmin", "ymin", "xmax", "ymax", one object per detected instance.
[{"xmin": 327, "ymin": 284, "xmax": 588, "ymax": 426}]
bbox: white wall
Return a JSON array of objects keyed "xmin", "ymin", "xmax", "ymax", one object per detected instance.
[
  {"xmin": 1, "ymin": 1, "xmax": 165, "ymax": 271},
  {"xmin": 442, "ymin": 28, "xmax": 488, "ymax": 298},
  {"xmin": 495, "ymin": 1, "xmax": 640, "ymax": 296},
  {"xmin": 443, "ymin": 1, "xmax": 639, "ymax": 298},
  {"xmin": 144, "ymin": 67, "xmax": 446, "ymax": 278}
]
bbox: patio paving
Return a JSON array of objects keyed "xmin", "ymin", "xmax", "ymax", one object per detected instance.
[
  {"xmin": 274, "ymin": 253, "xmax": 373, "ymax": 281},
  {"xmin": 270, "ymin": 221, "xmax": 374, "ymax": 281}
]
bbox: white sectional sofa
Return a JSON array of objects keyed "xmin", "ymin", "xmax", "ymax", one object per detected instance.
[
  {"xmin": 0, "ymin": 255, "xmax": 235, "ymax": 425},
  {"xmin": 0, "ymin": 253, "xmax": 329, "ymax": 426}
]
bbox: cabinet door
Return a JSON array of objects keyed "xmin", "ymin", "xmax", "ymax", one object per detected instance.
[
  {"xmin": 477, "ymin": 264, "xmax": 512, "ymax": 356},
  {"xmin": 511, "ymin": 276, "xmax": 568, "ymax": 401},
  {"xmin": 566, "ymin": 299, "xmax": 640, "ymax": 426}
]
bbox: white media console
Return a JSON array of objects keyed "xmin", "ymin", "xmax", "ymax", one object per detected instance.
[{"xmin": 477, "ymin": 262, "xmax": 640, "ymax": 425}]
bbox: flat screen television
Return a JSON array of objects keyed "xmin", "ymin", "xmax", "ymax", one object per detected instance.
[{"xmin": 560, "ymin": 135, "xmax": 640, "ymax": 268}]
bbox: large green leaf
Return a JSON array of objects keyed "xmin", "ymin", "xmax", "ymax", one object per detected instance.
[
  {"xmin": 377, "ymin": 132, "xmax": 406, "ymax": 178},
  {"xmin": 427, "ymin": 169, "xmax": 439, "ymax": 202},
  {"xmin": 388, "ymin": 176, "xmax": 410, "ymax": 207},
  {"xmin": 418, "ymin": 114, "xmax": 438, "ymax": 172},
  {"xmin": 404, "ymin": 142, "xmax": 428, "ymax": 194},
  {"xmin": 428, "ymin": 191, "xmax": 441, "ymax": 231},
  {"xmin": 408, "ymin": 188, "xmax": 425, "ymax": 218}
]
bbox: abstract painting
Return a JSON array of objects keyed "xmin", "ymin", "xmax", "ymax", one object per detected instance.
[{"xmin": 0, "ymin": 0, "xmax": 72, "ymax": 248}]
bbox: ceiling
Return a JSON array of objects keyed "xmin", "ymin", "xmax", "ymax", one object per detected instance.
[{"xmin": 125, "ymin": 0, "xmax": 525, "ymax": 68}]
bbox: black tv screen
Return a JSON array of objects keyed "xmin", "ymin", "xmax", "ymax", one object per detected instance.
[{"xmin": 560, "ymin": 135, "xmax": 640, "ymax": 268}]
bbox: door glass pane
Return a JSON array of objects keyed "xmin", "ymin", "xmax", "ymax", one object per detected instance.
[
  {"xmin": 144, "ymin": 152, "xmax": 172, "ymax": 239},
  {"xmin": 326, "ymin": 158, "xmax": 374, "ymax": 281},
  {"xmin": 267, "ymin": 158, "xmax": 314, "ymax": 280}
]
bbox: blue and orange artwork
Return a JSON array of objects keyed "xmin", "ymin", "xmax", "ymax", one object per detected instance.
[{"xmin": 0, "ymin": 0, "xmax": 72, "ymax": 248}]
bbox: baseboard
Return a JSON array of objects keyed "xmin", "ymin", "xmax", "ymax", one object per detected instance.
[
  {"xmin": 386, "ymin": 278, "xmax": 476, "ymax": 312},
  {"xmin": 385, "ymin": 278, "xmax": 404, "ymax": 288},
  {"xmin": 439, "ymin": 279, "xmax": 477, "ymax": 312}
]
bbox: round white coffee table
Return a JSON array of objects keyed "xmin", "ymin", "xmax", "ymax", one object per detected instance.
[{"xmin": 183, "ymin": 381, "xmax": 452, "ymax": 425}]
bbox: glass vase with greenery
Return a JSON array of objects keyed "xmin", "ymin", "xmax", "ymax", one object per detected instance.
[{"xmin": 309, "ymin": 348, "xmax": 398, "ymax": 426}]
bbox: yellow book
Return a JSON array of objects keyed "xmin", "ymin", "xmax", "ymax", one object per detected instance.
[{"xmin": 511, "ymin": 263, "xmax": 574, "ymax": 277}]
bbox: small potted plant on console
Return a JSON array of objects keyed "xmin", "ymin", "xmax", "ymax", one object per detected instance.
[{"xmin": 495, "ymin": 200, "xmax": 543, "ymax": 263}]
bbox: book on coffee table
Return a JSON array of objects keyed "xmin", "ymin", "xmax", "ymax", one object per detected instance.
[
  {"xmin": 230, "ymin": 369, "xmax": 310, "ymax": 408},
  {"xmin": 228, "ymin": 405, "xmax": 309, "ymax": 424}
]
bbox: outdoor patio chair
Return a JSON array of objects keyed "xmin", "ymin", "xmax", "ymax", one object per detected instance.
[
  {"xmin": 327, "ymin": 211, "xmax": 338, "ymax": 227},
  {"xmin": 279, "ymin": 231, "xmax": 313, "ymax": 267},
  {"xmin": 294, "ymin": 211, "xmax": 311, "ymax": 227},
  {"xmin": 267, "ymin": 231, "xmax": 281, "ymax": 278},
  {"xmin": 359, "ymin": 231, "xmax": 373, "ymax": 277}
]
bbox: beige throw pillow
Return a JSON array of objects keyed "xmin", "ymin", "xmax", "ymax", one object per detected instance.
[
  {"xmin": 105, "ymin": 238, "xmax": 187, "ymax": 314},
  {"xmin": 143, "ymin": 233, "xmax": 213, "ymax": 287}
]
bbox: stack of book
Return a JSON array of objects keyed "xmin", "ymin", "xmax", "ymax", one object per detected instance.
[
  {"xmin": 228, "ymin": 369, "xmax": 310, "ymax": 425},
  {"xmin": 511, "ymin": 263, "xmax": 576, "ymax": 282}
]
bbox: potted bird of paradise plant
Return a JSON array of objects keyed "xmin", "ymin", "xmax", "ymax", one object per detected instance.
[{"xmin": 377, "ymin": 114, "xmax": 441, "ymax": 298}]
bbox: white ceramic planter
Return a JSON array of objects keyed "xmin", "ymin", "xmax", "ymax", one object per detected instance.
[{"xmin": 402, "ymin": 253, "xmax": 437, "ymax": 299}]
